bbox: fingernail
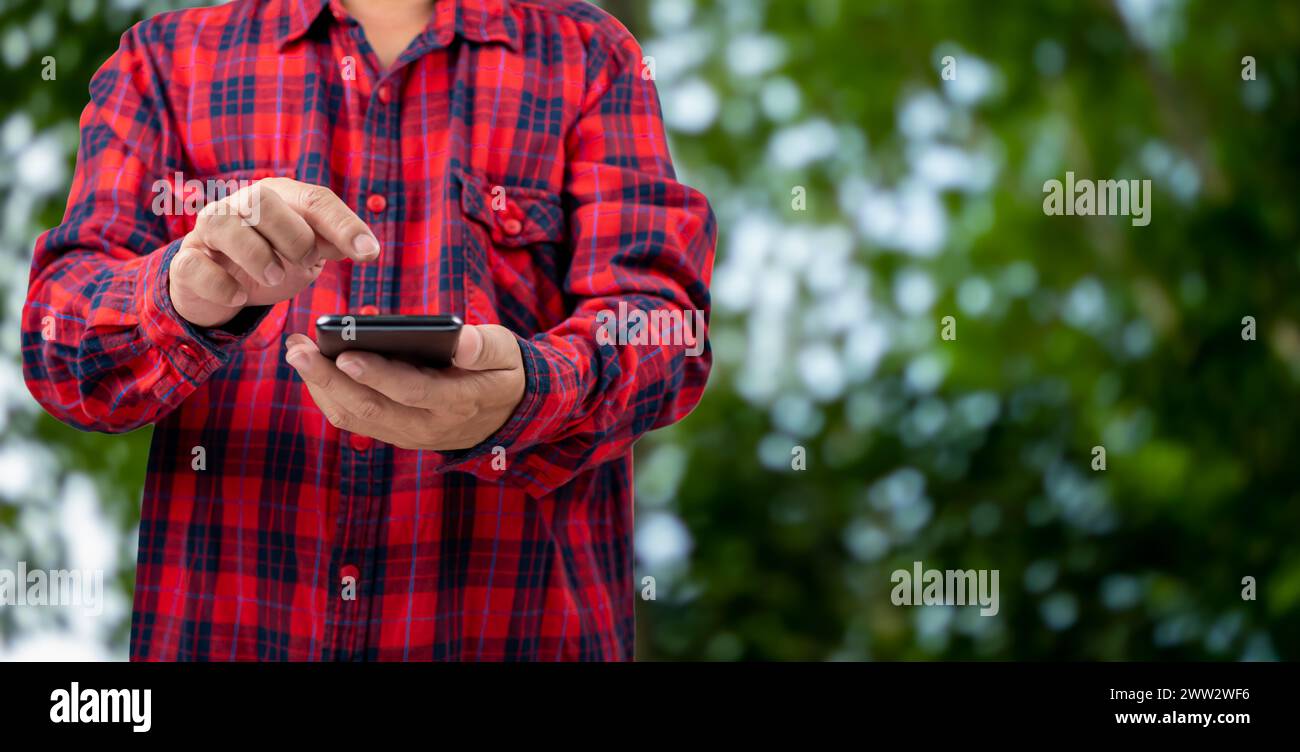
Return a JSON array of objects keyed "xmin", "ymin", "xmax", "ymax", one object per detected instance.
[
  {"xmin": 264, "ymin": 262, "xmax": 285, "ymax": 286},
  {"xmin": 353, "ymin": 234, "xmax": 380, "ymax": 259},
  {"xmin": 337, "ymin": 358, "xmax": 363, "ymax": 378},
  {"xmin": 286, "ymin": 347, "xmax": 307, "ymax": 368},
  {"xmin": 302, "ymin": 249, "xmax": 322, "ymax": 267},
  {"xmin": 231, "ymin": 290, "xmax": 248, "ymax": 306}
]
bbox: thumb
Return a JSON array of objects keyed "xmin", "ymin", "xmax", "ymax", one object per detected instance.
[{"xmin": 453, "ymin": 324, "xmax": 521, "ymax": 371}]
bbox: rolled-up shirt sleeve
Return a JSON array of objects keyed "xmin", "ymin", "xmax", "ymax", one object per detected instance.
[
  {"xmin": 22, "ymin": 27, "xmax": 268, "ymax": 433},
  {"xmin": 444, "ymin": 32, "xmax": 717, "ymax": 496}
]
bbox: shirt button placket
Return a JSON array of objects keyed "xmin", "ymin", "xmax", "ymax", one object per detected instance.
[{"xmin": 336, "ymin": 67, "xmax": 402, "ymax": 660}]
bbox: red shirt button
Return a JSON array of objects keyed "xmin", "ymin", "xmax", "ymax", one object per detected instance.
[
  {"xmin": 350, "ymin": 433, "xmax": 373, "ymax": 452},
  {"xmin": 365, "ymin": 194, "xmax": 387, "ymax": 213},
  {"xmin": 340, "ymin": 564, "xmax": 359, "ymax": 582},
  {"xmin": 177, "ymin": 343, "xmax": 197, "ymax": 360},
  {"xmin": 359, "ymin": 304, "xmax": 379, "ymax": 316},
  {"xmin": 377, "ymin": 85, "xmax": 392, "ymax": 104},
  {"xmin": 500, "ymin": 217, "xmax": 523, "ymax": 236}
]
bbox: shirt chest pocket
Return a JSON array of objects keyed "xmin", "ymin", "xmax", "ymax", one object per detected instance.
[{"xmin": 451, "ymin": 169, "xmax": 570, "ymax": 336}]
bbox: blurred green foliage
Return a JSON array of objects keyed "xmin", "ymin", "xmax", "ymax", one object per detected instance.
[
  {"xmin": 1, "ymin": 0, "xmax": 1298, "ymax": 660},
  {"xmin": 626, "ymin": 0, "xmax": 1300, "ymax": 661}
]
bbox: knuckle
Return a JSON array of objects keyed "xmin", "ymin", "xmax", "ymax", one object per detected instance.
[
  {"xmin": 452, "ymin": 400, "xmax": 478, "ymax": 421},
  {"xmin": 435, "ymin": 398, "xmax": 473, "ymax": 422},
  {"xmin": 256, "ymin": 177, "xmax": 288, "ymax": 197},
  {"xmin": 288, "ymin": 224, "xmax": 317, "ymax": 255},
  {"xmin": 233, "ymin": 182, "xmax": 258, "ymax": 205},
  {"xmin": 323, "ymin": 408, "xmax": 351, "ymax": 430},
  {"xmin": 196, "ymin": 262, "xmax": 221, "ymax": 287},
  {"xmin": 198, "ymin": 215, "xmax": 234, "ymax": 245},
  {"xmin": 453, "ymin": 379, "xmax": 478, "ymax": 409},
  {"xmin": 356, "ymin": 399, "xmax": 384, "ymax": 421},
  {"xmin": 403, "ymin": 380, "xmax": 433, "ymax": 406},
  {"xmin": 248, "ymin": 181, "xmax": 279, "ymax": 211},
  {"xmin": 304, "ymin": 368, "xmax": 333, "ymax": 391},
  {"xmin": 411, "ymin": 426, "xmax": 439, "ymax": 450},
  {"xmin": 171, "ymin": 249, "xmax": 198, "ymax": 278},
  {"xmin": 299, "ymin": 184, "xmax": 329, "ymax": 210},
  {"xmin": 333, "ymin": 206, "xmax": 362, "ymax": 231},
  {"xmin": 193, "ymin": 210, "xmax": 216, "ymax": 235},
  {"xmin": 234, "ymin": 188, "xmax": 261, "ymax": 224},
  {"xmin": 202, "ymin": 201, "xmax": 232, "ymax": 225},
  {"xmin": 214, "ymin": 274, "xmax": 239, "ymax": 296}
]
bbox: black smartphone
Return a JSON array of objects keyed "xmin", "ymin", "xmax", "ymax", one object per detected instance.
[{"xmin": 315, "ymin": 314, "xmax": 464, "ymax": 367}]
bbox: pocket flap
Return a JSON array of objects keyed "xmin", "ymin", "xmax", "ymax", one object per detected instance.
[{"xmin": 454, "ymin": 169, "xmax": 566, "ymax": 248}]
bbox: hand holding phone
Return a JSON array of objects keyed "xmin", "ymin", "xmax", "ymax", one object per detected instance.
[{"xmin": 285, "ymin": 322, "xmax": 525, "ymax": 451}]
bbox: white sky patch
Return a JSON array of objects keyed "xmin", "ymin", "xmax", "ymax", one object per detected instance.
[
  {"xmin": 802, "ymin": 226, "xmax": 855, "ymax": 294},
  {"xmin": 636, "ymin": 512, "xmax": 693, "ymax": 569},
  {"xmin": 16, "ymin": 134, "xmax": 67, "ymax": 195},
  {"xmin": 957, "ymin": 277, "xmax": 994, "ymax": 316},
  {"xmin": 893, "ymin": 268, "xmax": 937, "ymax": 316},
  {"xmin": 897, "ymin": 91, "xmax": 949, "ymax": 141},
  {"xmin": 1116, "ymin": 0, "xmax": 1186, "ymax": 50},
  {"xmin": 767, "ymin": 118, "xmax": 838, "ymax": 170},
  {"xmin": 941, "ymin": 54, "xmax": 999, "ymax": 106},
  {"xmin": 641, "ymin": 32, "xmax": 711, "ymax": 85},
  {"xmin": 663, "ymin": 77, "xmax": 719, "ymax": 134},
  {"xmin": 714, "ymin": 213, "xmax": 777, "ymax": 313},
  {"xmin": 649, "ymin": 0, "xmax": 695, "ymax": 33},
  {"xmin": 910, "ymin": 143, "xmax": 997, "ymax": 193},
  {"xmin": 798, "ymin": 342, "xmax": 845, "ymax": 402},
  {"xmin": 905, "ymin": 353, "xmax": 947, "ymax": 393},
  {"xmin": 0, "ymin": 440, "xmax": 58, "ymax": 500},
  {"xmin": 856, "ymin": 182, "xmax": 947, "ymax": 257},
  {"xmin": 1063, "ymin": 277, "xmax": 1110, "ymax": 332},
  {"xmin": 842, "ymin": 320, "xmax": 890, "ymax": 383},
  {"xmin": 770, "ymin": 395, "xmax": 818, "ymax": 438},
  {"xmin": 0, "ymin": 633, "xmax": 113, "ymax": 661},
  {"xmin": 760, "ymin": 76, "xmax": 802, "ymax": 122},
  {"xmin": 727, "ymin": 34, "xmax": 786, "ymax": 79}
]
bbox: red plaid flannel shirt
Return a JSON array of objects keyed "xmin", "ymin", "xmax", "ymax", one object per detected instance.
[{"xmin": 22, "ymin": 0, "xmax": 715, "ymax": 660}]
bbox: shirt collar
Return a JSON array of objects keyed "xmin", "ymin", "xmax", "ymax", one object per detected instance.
[{"xmin": 275, "ymin": 0, "xmax": 521, "ymax": 53}]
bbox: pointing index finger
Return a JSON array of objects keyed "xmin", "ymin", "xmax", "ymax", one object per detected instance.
[{"xmin": 270, "ymin": 179, "xmax": 381, "ymax": 263}]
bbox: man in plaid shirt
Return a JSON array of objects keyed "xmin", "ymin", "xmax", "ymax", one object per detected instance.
[{"xmin": 22, "ymin": 0, "xmax": 715, "ymax": 660}]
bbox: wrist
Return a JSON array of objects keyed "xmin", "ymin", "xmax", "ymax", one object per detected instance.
[{"xmin": 169, "ymin": 277, "xmax": 243, "ymax": 328}]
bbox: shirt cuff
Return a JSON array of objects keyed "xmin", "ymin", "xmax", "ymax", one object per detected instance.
[
  {"xmin": 437, "ymin": 334, "xmax": 579, "ymax": 471},
  {"xmin": 136, "ymin": 239, "xmax": 275, "ymax": 384}
]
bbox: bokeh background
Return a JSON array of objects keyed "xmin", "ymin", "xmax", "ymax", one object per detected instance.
[{"xmin": 1, "ymin": 0, "xmax": 1297, "ymax": 660}]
